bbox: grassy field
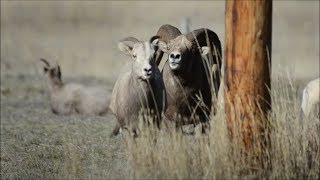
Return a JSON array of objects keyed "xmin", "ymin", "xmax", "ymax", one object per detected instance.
[
  {"xmin": 125, "ymin": 74, "xmax": 320, "ymax": 178},
  {"xmin": 1, "ymin": 75, "xmax": 128, "ymax": 179},
  {"xmin": 1, "ymin": 73, "xmax": 319, "ymax": 179},
  {"xmin": 1, "ymin": 1, "xmax": 319, "ymax": 179}
]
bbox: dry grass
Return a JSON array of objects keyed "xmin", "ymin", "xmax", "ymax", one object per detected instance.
[
  {"xmin": 124, "ymin": 75, "xmax": 320, "ymax": 179},
  {"xmin": 0, "ymin": 75, "xmax": 129, "ymax": 179},
  {"xmin": 1, "ymin": 73, "xmax": 318, "ymax": 179}
]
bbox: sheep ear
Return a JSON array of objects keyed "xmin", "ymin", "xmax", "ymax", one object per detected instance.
[
  {"xmin": 201, "ymin": 46, "xmax": 210, "ymax": 56},
  {"xmin": 151, "ymin": 39, "xmax": 159, "ymax": 52},
  {"xmin": 158, "ymin": 40, "xmax": 168, "ymax": 53},
  {"xmin": 151, "ymin": 38, "xmax": 159, "ymax": 47},
  {"xmin": 118, "ymin": 42, "xmax": 133, "ymax": 56},
  {"xmin": 57, "ymin": 65, "xmax": 62, "ymax": 79},
  {"xmin": 150, "ymin": 35, "xmax": 160, "ymax": 47}
]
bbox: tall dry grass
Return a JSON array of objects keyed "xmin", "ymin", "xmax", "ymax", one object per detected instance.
[{"xmin": 123, "ymin": 74, "xmax": 319, "ymax": 179}]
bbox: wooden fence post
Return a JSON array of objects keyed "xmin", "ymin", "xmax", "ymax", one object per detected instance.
[{"xmin": 224, "ymin": 0, "xmax": 272, "ymax": 168}]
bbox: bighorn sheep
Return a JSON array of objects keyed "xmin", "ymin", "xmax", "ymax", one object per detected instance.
[
  {"xmin": 301, "ymin": 77, "xmax": 319, "ymax": 117},
  {"xmin": 109, "ymin": 36, "xmax": 165, "ymax": 137},
  {"xmin": 157, "ymin": 26, "xmax": 222, "ymax": 133},
  {"xmin": 40, "ymin": 58, "xmax": 111, "ymax": 115}
]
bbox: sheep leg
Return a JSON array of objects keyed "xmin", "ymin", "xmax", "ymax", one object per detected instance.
[
  {"xmin": 201, "ymin": 121, "xmax": 210, "ymax": 134},
  {"xmin": 110, "ymin": 123, "xmax": 121, "ymax": 138},
  {"xmin": 132, "ymin": 128, "xmax": 139, "ymax": 138},
  {"xmin": 175, "ymin": 120, "xmax": 183, "ymax": 133},
  {"xmin": 154, "ymin": 116, "xmax": 161, "ymax": 130}
]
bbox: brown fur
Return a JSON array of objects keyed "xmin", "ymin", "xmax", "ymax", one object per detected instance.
[
  {"xmin": 158, "ymin": 28, "xmax": 222, "ymax": 132},
  {"xmin": 187, "ymin": 28, "xmax": 222, "ymax": 96},
  {"xmin": 40, "ymin": 59, "xmax": 111, "ymax": 116}
]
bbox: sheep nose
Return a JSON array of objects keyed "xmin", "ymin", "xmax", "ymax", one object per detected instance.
[
  {"xmin": 144, "ymin": 67, "xmax": 152, "ymax": 74},
  {"xmin": 169, "ymin": 52, "xmax": 181, "ymax": 60}
]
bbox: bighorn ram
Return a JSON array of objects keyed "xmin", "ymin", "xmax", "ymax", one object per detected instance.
[
  {"xmin": 157, "ymin": 26, "xmax": 222, "ymax": 132},
  {"xmin": 109, "ymin": 36, "xmax": 165, "ymax": 137},
  {"xmin": 40, "ymin": 58, "xmax": 111, "ymax": 115},
  {"xmin": 301, "ymin": 77, "xmax": 319, "ymax": 117}
]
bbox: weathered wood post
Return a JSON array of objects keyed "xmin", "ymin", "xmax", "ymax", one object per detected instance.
[{"xmin": 224, "ymin": 0, "xmax": 272, "ymax": 167}]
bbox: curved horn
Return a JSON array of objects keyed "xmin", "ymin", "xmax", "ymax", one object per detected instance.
[
  {"xmin": 186, "ymin": 28, "xmax": 206, "ymax": 42},
  {"xmin": 187, "ymin": 28, "xmax": 222, "ymax": 54},
  {"xmin": 40, "ymin": 58, "xmax": 50, "ymax": 67},
  {"xmin": 119, "ymin": 37, "xmax": 140, "ymax": 43},
  {"xmin": 156, "ymin": 24, "xmax": 182, "ymax": 43}
]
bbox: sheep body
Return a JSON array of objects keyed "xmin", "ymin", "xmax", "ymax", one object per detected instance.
[
  {"xmin": 157, "ymin": 27, "xmax": 222, "ymax": 131},
  {"xmin": 301, "ymin": 77, "xmax": 320, "ymax": 117},
  {"xmin": 49, "ymin": 83, "xmax": 111, "ymax": 116},
  {"xmin": 110, "ymin": 36, "xmax": 165, "ymax": 137},
  {"xmin": 40, "ymin": 59, "xmax": 111, "ymax": 116}
]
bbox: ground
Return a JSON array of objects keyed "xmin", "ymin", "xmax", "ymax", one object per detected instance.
[{"xmin": 1, "ymin": 74, "xmax": 128, "ymax": 179}]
